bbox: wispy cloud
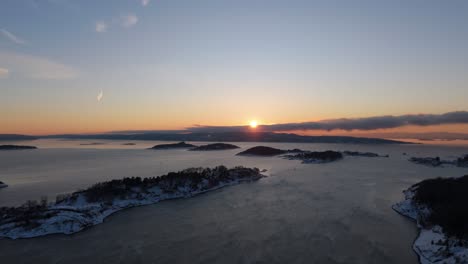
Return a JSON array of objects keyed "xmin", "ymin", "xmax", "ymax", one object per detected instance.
[
  {"xmin": 97, "ymin": 90, "xmax": 104, "ymax": 101},
  {"xmin": 0, "ymin": 51, "xmax": 78, "ymax": 80},
  {"xmin": 121, "ymin": 14, "xmax": 138, "ymax": 28},
  {"xmin": 141, "ymin": 0, "xmax": 150, "ymax": 6},
  {"xmin": 187, "ymin": 111, "xmax": 468, "ymax": 133},
  {"xmin": 0, "ymin": 29, "xmax": 26, "ymax": 45},
  {"xmin": 0, "ymin": 68, "xmax": 9, "ymax": 78},
  {"xmin": 95, "ymin": 21, "xmax": 108, "ymax": 33}
]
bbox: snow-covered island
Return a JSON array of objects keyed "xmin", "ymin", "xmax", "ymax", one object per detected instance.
[
  {"xmin": 409, "ymin": 155, "xmax": 468, "ymax": 168},
  {"xmin": 0, "ymin": 166, "xmax": 265, "ymax": 239},
  {"xmin": 393, "ymin": 175, "xmax": 468, "ymax": 263},
  {"xmin": 283, "ymin": 151, "xmax": 343, "ymax": 164}
]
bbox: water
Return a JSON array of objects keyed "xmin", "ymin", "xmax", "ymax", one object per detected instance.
[{"xmin": 1, "ymin": 139, "xmax": 468, "ymax": 263}]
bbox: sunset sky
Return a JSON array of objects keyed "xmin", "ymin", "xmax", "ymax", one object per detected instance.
[{"xmin": 1, "ymin": 0, "xmax": 468, "ymax": 135}]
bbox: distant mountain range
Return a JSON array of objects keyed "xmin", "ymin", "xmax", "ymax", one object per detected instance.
[
  {"xmin": 0, "ymin": 134, "xmax": 38, "ymax": 141},
  {"xmin": 0, "ymin": 132, "xmax": 412, "ymax": 144},
  {"xmin": 14, "ymin": 131, "xmax": 468, "ymax": 144}
]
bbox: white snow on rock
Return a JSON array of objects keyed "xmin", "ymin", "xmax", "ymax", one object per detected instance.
[
  {"xmin": 0, "ymin": 167, "xmax": 265, "ymax": 239},
  {"xmin": 393, "ymin": 187, "xmax": 468, "ymax": 264}
]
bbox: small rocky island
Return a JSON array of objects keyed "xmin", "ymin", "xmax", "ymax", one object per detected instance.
[
  {"xmin": 79, "ymin": 142, "xmax": 105, "ymax": 146},
  {"xmin": 237, "ymin": 147, "xmax": 385, "ymax": 164},
  {"xmin": 190, "ymin": 143, "xmax": 240, "ymax": 151},
  {"xmin": 237, "ymin": 146, "xmax": 288, "ymax": 156},
  {"xmin": 0, "ymin": 181, "xmax": 7, "ymax": 188},
  {"xmin": 0, "ymin": 166, "xmax": 265, "ymax": 239},
  {"xmin": 283, "ymin": 151, "xmax": 343, "ymax": 163},
  {"xmin": 342, "ymin": 151, "xmax": 389, "ymax": 158},
  {"xmin": 149, "ymin": 141, "xmax": 196, "ymax": 150},
  {"xmin": 409, "ymin": 157, "xmax": 449, "ymax": 167},
  {"xmin": 0, "ymin": 145, "xmax": 37, "ymax": 150},
  {"xmin": 393, "ymin": 175, "xmax": 468, "ymax": 263},
  {"xmin": 457, "ymin": 155, "xmax": 468, "ymax": 167},
  {"xmin": 409, "ymin": 155, "xmax": 468, "ymax": 167}
]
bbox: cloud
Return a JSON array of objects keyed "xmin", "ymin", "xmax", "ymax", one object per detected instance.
[
  {"xmin": 187, "ymin": 111, "xmax": 468, "ymax": 133},
  {"xmin": 0, "ymin": 68, "xmax": 9, "ymax": 78},
  {"xmin": 141, "ymin": 0, "xmax": 150, "ymax": 6},
  {"xmin": 0, "ymin": 51, "xmax": 78, "ymax": 80},
  {"xmin": 95, "ymin": 21, "xmax": 108, "ymax": 33},
  {"xmin": 0, "ymin": 29, "xmax": 26, "ymax": 45},
  {"xmin": 121, "ymin": 14, "xmax": 138, "ymax": 28},
  {"xmin": 97, "ymin": 90, "xmax": 103, "ymax": 101}
]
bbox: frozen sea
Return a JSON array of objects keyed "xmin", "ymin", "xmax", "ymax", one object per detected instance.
[{"xmin": 1, "ymin": 139, "xmax": 468, "ymax": 264}]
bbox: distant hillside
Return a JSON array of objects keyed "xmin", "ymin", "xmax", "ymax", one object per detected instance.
[
  {"xmin": 0, "ymin": 134, "xmax": 38, "ymax": 141},
  {"xmin": 43, "ymin": 132, "xmax": 410, "ymax": 144}
]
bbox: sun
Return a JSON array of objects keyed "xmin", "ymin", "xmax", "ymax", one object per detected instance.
[{"xmin": 249, "ymin": 120, "xmax": 258, "ymax": 128}]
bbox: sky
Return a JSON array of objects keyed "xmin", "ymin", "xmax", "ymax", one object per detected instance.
[{"xmin": 1, "ymin": 0, "xmax": 468, "ymax": 135}]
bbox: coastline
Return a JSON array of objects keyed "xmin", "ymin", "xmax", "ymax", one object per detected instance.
[
  {"xmin": 392, "ymin": 187, "xmax": 468, "ymax": 264},
  {"xmin": 0, "ymin": 167, "xmax": 265, "ymax": 239}
]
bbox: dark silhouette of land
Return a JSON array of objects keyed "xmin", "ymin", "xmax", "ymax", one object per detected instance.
[
  {"xmin": 0, "ymin": 145, "xmax": 37, "ymax": 150},
  {"xmin": 237, "ymin": 146, "xmax": 287, "ymax": 156},
  {"xmin": 79, "ymin": 142, "xmax": 105, "ymax": 146},
  {"xmin": 409, "ymin": 155, "xmax": 468, "ymax": 167},
  {"xmin": 412, "ymin": 175, "xmax": 468, "ymax": 240},
  {"xmin": 190, "ymin": 143, "xmax": 240, "ymax": 151},
  {"xmin": 0, "ymin": 134, "xmax": 38, "ymax": 141},
  {"xmin": 149, "ymin": 141, "xmax": 196, "ymax": 150},
  {"xmin": 284, "ymin": 151, "xmax": 343, "ymax": 163},
  {"xmin": 343, "ymin": 151, "xmax": 389, "ymax": 158},
  {"xmin": 38, "ymin": 132, "xmax": 409, "ymax": 144}
]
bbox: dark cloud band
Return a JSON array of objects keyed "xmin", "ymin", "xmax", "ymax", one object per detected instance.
[{"xmin": 187, "ymin": 111, "xmax": 468, "ymax": 133}]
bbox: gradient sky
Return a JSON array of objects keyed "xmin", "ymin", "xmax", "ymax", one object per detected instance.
[{"xmin": 1, "ymin": 0, "xmax": 468, "ymax": 135}]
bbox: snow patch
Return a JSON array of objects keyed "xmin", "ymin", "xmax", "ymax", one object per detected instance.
[{"xmin": 393, "ymin": 188, "xmax": 468, "ymax": 263}]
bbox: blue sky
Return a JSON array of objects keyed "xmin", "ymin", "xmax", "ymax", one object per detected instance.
[{"xmin": 1, "ymin": 0, "xmax": 468, "ymax": 134}]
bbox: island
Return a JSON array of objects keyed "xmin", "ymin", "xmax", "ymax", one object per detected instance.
[
  {"xmin": 79, "ymin": 142, "xmax": 105, "ymax": 146},
  {"xmin": 342, "ymin": 151, "xmax": 389, "ymax": 158},
  {"xmin": 283, "ymin": 151, "xmax": 343, "ymax": 163},
  {"xmin": 122, "ymin": 143, "xmax": 136, "ymax": 146},
  {"xmin": 0, "ymin": 166, "xmax": 265, "ymax": 239},
  {"xmin": 0, "ymin": 181, "xmax": 7, "ymax": 188},
  {"xmin": 237, "ymin": 146, "xmax": 287, "ymax": 156},
  {"xmin": 149, "ymin": 141, "xmax": 196, "ymax": 150},
  {"xmin": 0, "ymin": 145, "xmax": 37, "ymax": 150},
  {"xmin": 393, "ymin": 175, "xmax": 468, "ymax": 263},
  {"xmin": 409, "ymin": 155, "xmax": 468, "ymax": 167},
  {"xmin": 457, "ymin": 155, "xmax": 468, "ymax": 167},
  {"xmin": 190, "ymin": 143, "xmax": 240, "ymax": 151}
]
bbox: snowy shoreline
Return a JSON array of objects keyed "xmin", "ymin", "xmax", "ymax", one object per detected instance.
[
  {"xmin": 0, "ymin": 166, "xmax": 265, "ymax": 239},
  {"xmin": 392, "ymin": 187, "xmax": 468, "ymax": 264}
]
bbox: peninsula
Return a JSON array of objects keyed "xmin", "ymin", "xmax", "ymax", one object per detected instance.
[{"xmin": 0, "ymin": 166, "xmax": 265, "ymax": 239}]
